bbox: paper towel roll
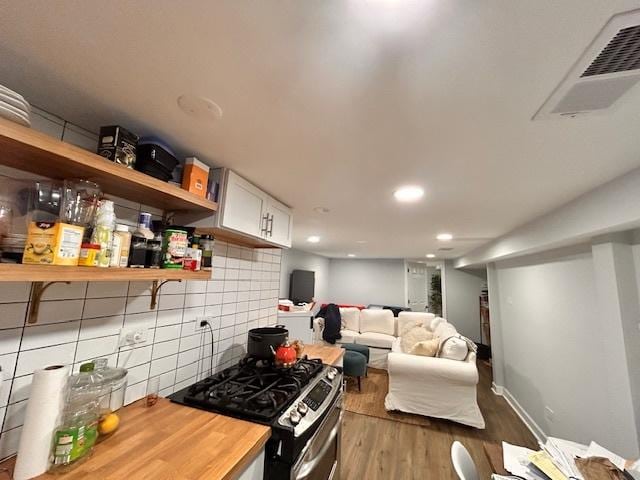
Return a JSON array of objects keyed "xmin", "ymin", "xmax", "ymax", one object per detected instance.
[{"xmin": 14, "ymin": 365, "xmax": 69, "ymax": 480}]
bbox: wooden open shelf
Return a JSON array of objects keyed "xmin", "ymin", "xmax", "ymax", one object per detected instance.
[
  {"xmin": 0, "ymin": 264, "xmax": 211, "ymax": 282},
  {"xmin": 0, "ymin": 117, "xmax": 218, "ymax": 213}
]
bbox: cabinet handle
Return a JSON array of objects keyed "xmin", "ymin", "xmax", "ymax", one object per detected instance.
[
  {"xmin": 267, "ymin": 214, "xmax": 274, "ymax": 237},
  {"xmin": 261, "ymin": 214, "xmax": 269, "ymax": 235}
]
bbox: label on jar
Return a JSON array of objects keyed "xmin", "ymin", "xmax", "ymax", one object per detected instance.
[{"xmin": 163, "ymin": 230, "xmax": 188, "ymax": 268}]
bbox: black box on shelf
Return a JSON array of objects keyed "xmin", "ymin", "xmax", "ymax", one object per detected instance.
[{"xmin": 97, "ymin": 125, "xmax": 139, "ymax": 169}]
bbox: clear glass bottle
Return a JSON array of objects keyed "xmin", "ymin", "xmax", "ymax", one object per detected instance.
[{"xmin": 90, "ymin": 200, "xmax": 115, "ymax": 268}]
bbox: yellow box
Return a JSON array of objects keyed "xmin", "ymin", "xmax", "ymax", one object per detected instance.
[{"xmin": 23, "ymin": 222, "xmax": 85, "ymax": 266}]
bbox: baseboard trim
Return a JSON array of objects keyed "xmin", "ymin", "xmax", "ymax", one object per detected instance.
[{"xmin": 492, "ymin": 383, "xmax": 546, "ymax": 444}]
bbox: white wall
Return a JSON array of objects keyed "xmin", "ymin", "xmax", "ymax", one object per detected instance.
[
  {"xmin": 443, "ymin": 262, "xmax": 485, "ymax": 342},
  {"xmin": 493, "ymin": 244, "xmax": 640, "ymax": 457},
  {"xmin": 327, "ymin": 258, "xmax": 406, "ymax": 306},
  {"xmin": 0, "ymin": 108, "xmax": 281, "ymax": 460},
  {"xmin": 279, "ymin": 249, "xmax": 330, "ymax": 302}
]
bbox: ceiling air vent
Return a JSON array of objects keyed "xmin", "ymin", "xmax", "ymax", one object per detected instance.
[
  {"xmin": 438, "ymin": 247, "xmax": 454, "ymax": 252},
  {"xmin": 534, "ymin": 9, "xmax": 640, "ymax": 119}
]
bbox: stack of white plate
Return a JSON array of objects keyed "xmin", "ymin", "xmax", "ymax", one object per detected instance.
[{"xmin": 0, "ymin": 84, "xmax": 31, "ymax": 127}]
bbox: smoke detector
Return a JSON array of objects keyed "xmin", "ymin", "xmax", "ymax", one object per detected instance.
[{"xmin": 534, "ymin": 9, "xmax": 640, "ymax": 119}]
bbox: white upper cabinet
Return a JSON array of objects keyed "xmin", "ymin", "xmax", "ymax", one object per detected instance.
[
  {"xmin": 265, "ymin": 196, "xmax": 293, "ymax": 248},
  {"xmin": 219, "ymin": 169, "xmax": 292, "ymax": 248},
  {"xmin": 220, "ymin": 170, "xmax": 269, "ymax": 238}
]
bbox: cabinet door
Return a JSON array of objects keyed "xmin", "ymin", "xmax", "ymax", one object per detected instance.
[
  {"xmin": 221, "ymin": 170, "xmax": 268, "ymax": 238},
  {"xmin": 266, "ymin": 197, "xmax": 293, "ymax": 247}
]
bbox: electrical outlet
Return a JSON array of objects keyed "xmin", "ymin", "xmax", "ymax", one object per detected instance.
[
  {"xmin": 118, "ymin": 328, "xmax": 148, "ymax": 347},
  {"xmin": 544, "ymin": 406, "xmax": 555, "ymax": 423},
  {"xmin": 196, "ymin": 316, "xmax": 214, "ymax": 329}
]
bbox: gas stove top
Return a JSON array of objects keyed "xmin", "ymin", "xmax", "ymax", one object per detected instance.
[{"xmin": 170, "ymin": 356, "xmax": 324, "ymax": 422}]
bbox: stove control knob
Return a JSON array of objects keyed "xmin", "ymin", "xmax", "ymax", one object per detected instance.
[
  {"xmin": 297, "ymin": 402, "xmax": 308, "ymax": 416},
  {"xmin": 289, "ymin": 410, "xmax": 302, "ymax": 426},
  {"xmin": 327, "ymin": 368, "xmax": 337, "ymax": 381}
]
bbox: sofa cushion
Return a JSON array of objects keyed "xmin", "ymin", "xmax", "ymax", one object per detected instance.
[
  {"xmin": 397, "ymin": 312, "xmax": 436, "ymax": 335},
  {"xmin": 356, "ymin": 332, "xmax": 396, "ymax": 349},
  {"xmin": 360, "ymin": 309, "xmax": 395, "ymax": 335},
  {"xmin": 400, "ymin": 326, "xmax": 434, "ymax": 353},
  {"xmin": 338, "ymin": 329, "xmax": 360, "ymax": 344},
  {"xmin": 430, "ymin": 316, "xmax": 445, "ymax": 331},
  {"xmin": 339, "ymin": 307, "xmax": 361, "ymax": 332},
  {"xmin": 410, "ymin": 338, "xmax": 439, "ymax": 357}
]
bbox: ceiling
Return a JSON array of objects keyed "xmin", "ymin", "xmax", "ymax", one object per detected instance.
[{"xmin": 2, "ymin": 0, "xmax": 640, "ymax": 259}]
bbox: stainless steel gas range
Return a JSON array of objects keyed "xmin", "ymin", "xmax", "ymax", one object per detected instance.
[{"xmin": 169, "ymin": 357, "xmax": 343, "ymax": 480}]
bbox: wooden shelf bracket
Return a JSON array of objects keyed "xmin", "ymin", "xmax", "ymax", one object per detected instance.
[
  {"xmin": 28, "ymin": 281, "xmax": 71, "ymax": 324},
  {"xmin": 150, "ymin": 279, "xmax": 182, "ymax": 310}
]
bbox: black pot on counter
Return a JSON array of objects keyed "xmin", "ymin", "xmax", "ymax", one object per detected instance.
[{"xmin": 247, "ymin": 325, "xmax": 288, "ymax": 360}]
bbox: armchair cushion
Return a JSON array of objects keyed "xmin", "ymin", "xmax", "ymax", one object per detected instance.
[
  {"xmin": 356, "ymin": 331, "xmax": 396, "ymax": 349},
  {"xmin": 410, "ymin": 339, "xmax": 439, "ymax": 357},
  {"xmin": 430, "ymin": 316, "xmax": 446, "ymax": 330},
  {"xmin": 360, "ymin": 309, "xmax": 395, "ymax": 335},
  {"xmin": 400, "ymin": 326, "xmax": 434, "ymax": 353}
]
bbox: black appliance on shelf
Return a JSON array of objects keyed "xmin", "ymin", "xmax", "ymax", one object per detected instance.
[
  {"xmin": 135, "ymin": 142, "xmax": 178, "ymax": 182},
  {"xmin": 289, "ymin": 269, "xmax": 315, "ymax": 304},
  {"xmin": 170, "ymin": 355, "xmax": 343, "ymax": 480}
]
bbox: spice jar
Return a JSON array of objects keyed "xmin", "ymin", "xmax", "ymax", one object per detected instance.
[
  {"xmin": 200, "ymin": 235, "xmax": 214, "ymax": 271},
  {"xmin": 78, "ymin": 243, "xmax": 100, "ymax": 267}
]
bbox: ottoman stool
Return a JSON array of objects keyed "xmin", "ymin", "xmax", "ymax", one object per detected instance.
[{"xmin": 342, "ymin": 350, "xmax": 367, "ymax": 391}]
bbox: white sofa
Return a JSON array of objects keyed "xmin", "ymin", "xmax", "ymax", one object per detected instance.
[
  {"xmin": 313, "ymin": 308, "xmax": 435, "ymax": 369},
  {"xmin": 385, "ymin": 313, "xmax": 485, "ymax": 428}
]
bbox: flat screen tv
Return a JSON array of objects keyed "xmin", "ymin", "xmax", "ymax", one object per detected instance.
[{"xmin": 289, "ymin": 270, "xmax": 315, "ymax": 304}]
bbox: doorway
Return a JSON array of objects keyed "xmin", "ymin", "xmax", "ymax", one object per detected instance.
[{"xmin": 406, "ymin": 262, "xmax": 428, "ymax": 312}]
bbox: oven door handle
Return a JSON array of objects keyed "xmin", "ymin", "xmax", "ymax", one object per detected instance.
[{"xmin": 295, "ymin": 411, "xmax": 342, "ymax": 480}]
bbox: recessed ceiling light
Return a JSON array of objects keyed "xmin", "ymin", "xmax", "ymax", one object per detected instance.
[
  {"xmin": 393, "ymin": 185, "xmax": 424, "ymax": 202},
  {"xmin": 347, "ymin": 253, "xmax": 356, "ymax": 258},
  {"xmin": 426, "ymin": 254, "xmax": 436, "ymax": 258},
  {"xmin": 306, "ymin": 236, "xmax": 321, "ymax": 243},
  {"xmin": 436, "ymin": 233, "xmax": 453, "ymax": 241},
  {"xmin": 177, "ymin": 94, "xmax": 223, "ymax": 122},
  {"xmin": 313, "ymin": 207, "xmax": 330, "ymax": 214}
]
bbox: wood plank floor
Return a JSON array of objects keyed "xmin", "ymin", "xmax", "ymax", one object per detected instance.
[{"xmin": 340, "ymin": 361, "xmax": 537, "ymax": 479}]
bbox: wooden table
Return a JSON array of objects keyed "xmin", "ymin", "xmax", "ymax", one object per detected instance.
[
  {"xmin": 0, "ymin": 398, "xmax": 270, "ymax": 480},
  {"xmin": 483, "ymin": 442, "xmax": 510, "ymax": 475},
  {"xmin": 303, "ymin": 344, "xmax": 345, "ymax": 366}
]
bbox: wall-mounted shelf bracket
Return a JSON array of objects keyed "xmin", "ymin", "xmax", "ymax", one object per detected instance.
[
  {"xmin": 150, "ymin": 279, "xmax": 182, "ymax": 310},
  {"xmin": 28, "ymin": 281, "xmax": 71, "ymax": 324}
]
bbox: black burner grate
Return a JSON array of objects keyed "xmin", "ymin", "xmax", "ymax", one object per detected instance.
[{"xmin": 182, "ymin": 357, "xmax": 323, "ymax": 421}]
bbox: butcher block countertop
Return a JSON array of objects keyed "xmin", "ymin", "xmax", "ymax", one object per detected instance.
[
  {"xmin": 303, "ymin": 344, "xmax": 345, "ymax": 366},
  {"xmin": 0, "ymin": 398, "xmax": 270, "ymax": 480}
]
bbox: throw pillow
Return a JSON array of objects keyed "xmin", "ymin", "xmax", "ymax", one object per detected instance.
[
  {"xmin": 399, "ymin": 319, "xmax": 422, "ymax": 337},
  {"xmin": 411, "ymin": 338, "xmax": 439, "ymax": 357},
  {"xmin": 401, "ymin": 326, "xmax": 434, "ymax": 353},
  {"xmin": 438, "ymin": 334, "xmax": 476, "ymax": 361}
]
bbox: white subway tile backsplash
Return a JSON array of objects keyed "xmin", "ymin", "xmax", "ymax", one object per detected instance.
[
  {"xmin": 0, "ymin": 304, "xmax": 27, "ymax": 330},
  {"xmin": 185, "ymin": 294, "xmax": 205, "ymax": 308},
  {"xmin": 156, "ymin": 309, "xmax": 183, "ymax": 327},
  {"xmin": 150, "ymin": 354, "xmax": 177, "ymax": 377},
  {"xmin": 124, "ymin": 380, "xmax": 147, "ymax": 406},
  {"xmin": 154, "ymin": 324, "xmax": 181, "ymax": 344},
  {"xmin": 83, "ymin": 297, "xmax": 126, "ymax": 319},
  {"xmin": 158, "ymin": 294, "xmax": 185, "ymax": 311},
  {"xmin": 179, "ymin": 334, "xmax": 201, "ymax": 352},
  {"xmin": 118, "ymin": 345, "xmax": 152, "ymax": 368},
  {"xmin": 158, "ymin": 370, "xmax": 176, "ymax": 390},
  {"xmin": 0, "ymin": 329, "xmax": 21, "ymax": 356},
  {"xmin": 151, "ymin": 339, "xmax": 179, "ymax": 360},
  {"xmin": 15, "ymin": 343, "xmax": 76, "ymax": 377},
  {"xmin": 21, "ymin": 321, "xmax": 80, "ymax": 351},
  {"xmin": 86, "ymin": 281, "xmax": 129, "ymax": 299},
  {"xmin": 41, "ymin": 282, "xmax": 87, "ymax": 301},
  {"xmin": 176, "ymin": 362, "xmax": 198, "ymax": 383},
  {"xmin": 127, "ymin": 363, "xmax": 151, "ymax": 385},
  {"xmin": 125, "ymin": 295, "xmax": 155, "ymax": 315},
  {"xmin": 182, "ymin": 307, "xmax": 205, "ymax": 324},
  {"xmin": 37, "ymin": 300, "xmax": 84, "ymax": 325},
  {"xmin": 76, "ymin": 335, "xmax": 119, "ymax": 363},
  {"xmin": 0, "ymin": 284, "xmax": 30, "ymax": 304},
  {"xmin": 128, "ymin": 281, "xmax": 153, "ymax": 297},
  {"xmin": 79, "ymin": 315, "xmax": 124, "ymax": 340},
  {"xmin": 186, "ymin": 281, "xmax": 207, "ymax": 294}
]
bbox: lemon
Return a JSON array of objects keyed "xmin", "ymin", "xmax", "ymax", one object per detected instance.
[{"xmin": 98, "ymin": 413, "xmax": 120, "ymax": 435}]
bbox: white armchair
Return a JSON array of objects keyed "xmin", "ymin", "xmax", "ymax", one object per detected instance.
[{"xmin": 385, "ymin": 338, "xmax": 485, "ymax": 428}]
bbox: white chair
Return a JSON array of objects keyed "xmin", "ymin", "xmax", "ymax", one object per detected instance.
[{"xmin": 451, "ymin": 441, "xmax": 479, "ymax": 480}]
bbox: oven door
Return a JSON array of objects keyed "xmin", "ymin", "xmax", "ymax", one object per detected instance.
[{"xmin": 290, "ymin": 396, "xmax": 342, "ymax": 480}]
